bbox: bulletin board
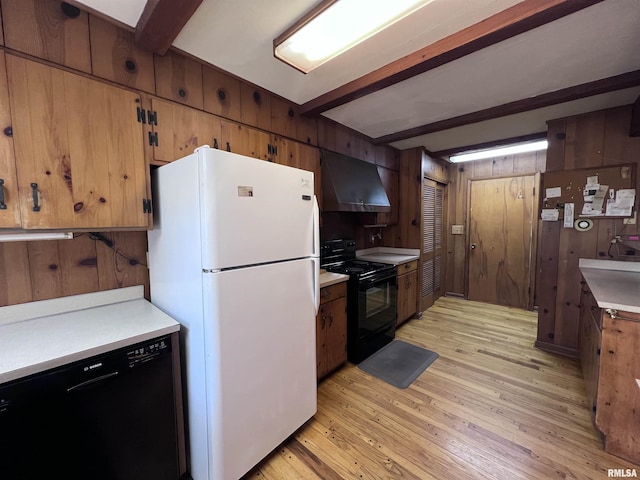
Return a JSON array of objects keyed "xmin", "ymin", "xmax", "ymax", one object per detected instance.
[{"xmin": 541, "ymin": 163, "xmax": 636, "ymax": 220}]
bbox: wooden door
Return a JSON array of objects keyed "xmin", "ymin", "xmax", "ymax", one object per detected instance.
[
  {"xmin": 219, "ymin": 119, "xmax": 269, "ymax": 160},
  {"xmin": 149, "ymin": 98, "xmax": 221, "ymax": 163},
  {"xmin": 0, "ymin": 52, "xmax": 20, "ymax": 228},
  {"xmin": 421, "ymin": 179, "xmax": 445, "ymax": 311},
  {"xmin": 316, "ymin": 304, "xmax": 328, "ymax": 379},
  {"xmin": 7, "ymin": 55, "xmax": 148, "ymax": 229},
  {"xmin": 467, "ymin": 175, "xmax": 536, "ymax": 309}
]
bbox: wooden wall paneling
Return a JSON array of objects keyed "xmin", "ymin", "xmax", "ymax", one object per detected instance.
[
  {"xmin": 603, "ymin": 105, "xmax": 640, "ymax": 165},
  {"xmin": 294, "ymin": 107, "xmax": 318, "ymax": 146},
  {"xmin": 376, "ymin": 166, "xmax": 399, "ymax": 226},
  {"xmin": 202, "ymin": 65, "xmax": 241, "ymax": 122},
  {"xmin": 422, "ymin": 151, "xmax": 448, "ymax": 183},
  {"xmin": 546, "ymin": 119, "xmax": 567, "ymax": 172},
  {"xmin": 535, "ymin": 150, "xmax": 547, "ymax": 172},
  {"xmin": 491, "ymin": 155, "xmax": 515, "ymax": 176},
  {"xmin": 94, "ymin": 231, "xmax": 150, "ymax": 299},
  {"xmin": 0, "ymin": 51, "xmax": 20, "ymax": 228},
  {"xmin": 2, "ymin": 0, "xmax": 91, "ymax": 72},
  {"xmin": 554, "ymin": 227, "xmax": 598, "ymax": 349},
  {"xmin": 564, "ymin": 110, "xmax": 605, "ymax": 169},
  {"xmin": 154, "ymin": 50, "xmax": 203, "ymax": 109},
  {"xmin": 513, "ymin": 152, "xmax": 537, "ymax": 174},
  {"xmin": 448, "ymin": 162, "xmax": 470, "ymax": 295},
  {"xmin": 0, "ymin": 241, "xmax": 32, "ymax": 306},
  {"xmin": 375, "ymin": 145, "xmax": 399, "ymax": 171},
  {"xmin": 535, "ymin": 221, "xmax": 560, "ymax": 345},
  {"xmin": 334, "ymin": 124, "xmax": 352, "ymax": 157},
  {"xmin": 472, "ymin": 159, "xmax": 493, "ymax": 178},
  {"xmin": 270, "ymin": 96, "xmax": 297, "ymax": 139},
  {"xmin": 596, "ymin": 218, "xmax": 620, "ymax": 258},
  {"xmin": 240, "ymin": 83, "xmax": 271, "ymax": 130},
  {"xmin": 58, "ymin": 234, "xmax": 100, "ymax": 295},
  {"xmin": 317, "ymin": 117, "xmax": 337, "ymax": 152},
  {"xmin": 398, "ymin": 149, "xmax": 422, "ymax": 249},
  {"xmin": 89, "ymin": 15, "xmax": 155, "ymax": 94},
  {"xmin": 0, "ymin": 3, "xmax": 4, "ymax": 45},
  {"xmin": 26, "ymin": 239, "xmax": 65, "ymax": 300}
]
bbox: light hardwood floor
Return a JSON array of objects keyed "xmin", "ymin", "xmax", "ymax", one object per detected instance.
[{"xmin": 243, "ymin": 296, "xmax": 639, "ymax": 479}]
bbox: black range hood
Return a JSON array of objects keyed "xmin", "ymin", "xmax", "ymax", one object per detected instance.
[{"xmin": 321, "ymin": 149, "xmax": 390, "ymax": 213}]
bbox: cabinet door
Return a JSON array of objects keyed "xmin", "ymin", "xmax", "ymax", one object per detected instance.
[
  {"xmin": 397, "ymin": 270, "xmax": 418, "ymax": 325},
  {"xmin": 325, "ymin": 297, "xmax": 347, "ymax": 374},
  {"xmin": 219, "ymin": 119, "xmax": 269, "ymax": 160},
  {"xmin": 7, "ymin": 55, "xmax": 148, "ymax": 229},
  {"xmin": 149, "ymin": 98, "xmax": 220, "ymax": 164},
  {"xmin": 0, "ymin": 52, "xmax": 20, "ymax": 228},
  {"xmin": 316, "ymin": 304, "xmax": 328, "ymax": 379}
]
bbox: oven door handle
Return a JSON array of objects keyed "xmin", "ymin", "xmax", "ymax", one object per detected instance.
[{"xmin": 360, "ymin": 272, "xmax": 397, "ymax": 287}]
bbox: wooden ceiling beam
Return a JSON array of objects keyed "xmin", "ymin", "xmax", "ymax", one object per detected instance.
[
  {"xmin": 300, "ymin": 0, "xmax": 604, "ymax": 117},
  {"xmin": 373, "ymin": 70, "xmax": 640, "ymax": 145},
  {"xmin": 134, "ymin": 0, "xmax": 203, "ymax": 55}
]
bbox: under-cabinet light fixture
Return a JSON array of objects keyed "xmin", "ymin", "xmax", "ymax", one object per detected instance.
[
  {"xmin": 449, "ymin": 140, "xmax": 549, "ymax": 163},
  {"xmin": 274, "ymin": 0, "xmax": 432, "ymax": 73},
  {"xmin": 0, "ymin": 232, "xmax": 73, "ymax": 243}
]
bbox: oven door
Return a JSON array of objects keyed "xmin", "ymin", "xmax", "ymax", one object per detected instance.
[{"xmin": 350, "ymin": 271, "xmax": 397, "ymax": 363}]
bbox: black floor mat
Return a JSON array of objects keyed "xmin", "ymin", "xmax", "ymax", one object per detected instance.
[{"xmin": 358, "ymin": 340, "xmax": 438, "ymax": 389}]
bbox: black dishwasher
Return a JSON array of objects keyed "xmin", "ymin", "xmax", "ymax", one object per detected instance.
[{"xmin": 0, "ymin": 335, "xmax": 181, "ymax": 480}]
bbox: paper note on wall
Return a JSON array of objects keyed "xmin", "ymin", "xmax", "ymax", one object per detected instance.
[
  {"xmin": 546, "ymin": 187, "xmax": 562, "ymax": 199},
  {"xmin": 541, "ymin": 209, "xmax": 559, "ymax": 221},
  {"xmin": 606, "ymin": 189, "xmax": 635, "ymax": 216},
  {"xmin": 564, "ymin": 203, "xmax": 574, "ymax": 228}
]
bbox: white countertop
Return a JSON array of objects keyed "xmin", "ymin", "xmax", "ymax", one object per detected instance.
[
  {"xmin": 356, "ymin": 247, "xmax": 420, "ymax": 265},
  {"xmin": 579, "ymin": 259, "xmax": 640, "ymax": 314},
  {"xmin": 319, "ymin": 270, "xmax": 349, "ymax": 288},
  {"xmin": 0, "ymin": 286, "xmax": 180, "ymax": 384}
]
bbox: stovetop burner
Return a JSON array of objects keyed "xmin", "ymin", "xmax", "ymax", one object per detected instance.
[{"xmin": 321, "ymin": 241, "xmax": 396, "ymax": 280}]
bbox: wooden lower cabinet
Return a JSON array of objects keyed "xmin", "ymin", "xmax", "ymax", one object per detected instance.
[
  {"xmin": 316, "ymin": 282, "xmax": 347, "ymax": 380},
  {"xmin": 397, "ymin": 260, "xmax": 418, "ymax": 326},
  {"xmin": 579, "ymin": 277, "xmax": 640, "ymax": 464}
]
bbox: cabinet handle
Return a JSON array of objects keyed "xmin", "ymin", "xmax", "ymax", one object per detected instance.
[
  {"xmin": 321, "ymin": 314, "xmax": 326, "ymax": 329},
  {"xmin": 328, "ymin": 312, "xmax": 333, "ymax": 326},
  {"xmin": 30, "ymin": 183, "xmax": 40, "ymax": 212},
  {"xmin": 0, "ymin": 179, "xmax": 6, "ymax": 210},
  {"xmin": 226, "ymin": 142, "xmax": 231, "ymax": 152},
  {"xmin": 213, "ymin": 138, "xmax": 219, "ymax": 149}
]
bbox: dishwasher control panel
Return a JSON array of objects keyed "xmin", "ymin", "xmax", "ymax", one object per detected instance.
[{"xmin": 126, "ymin": 336, "xmax": 170, "ymax": 368}]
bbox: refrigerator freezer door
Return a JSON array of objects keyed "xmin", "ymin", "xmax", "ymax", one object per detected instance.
[
  {"xmin": 196, "ymin": 258, "xmax": 317, "ymax": 480},
  {"xmin": 198, "ymin": 148, "xmax": 317, "ymax": 269}
]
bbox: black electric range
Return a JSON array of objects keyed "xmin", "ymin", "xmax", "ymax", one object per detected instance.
[{"xmin": 321, "ymin": 240, "xmax": 397, "ymax": 363}]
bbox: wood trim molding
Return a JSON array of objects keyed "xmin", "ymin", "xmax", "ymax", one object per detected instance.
[
  {"xmin": 134, "ymin": 0, "xmax": 203, "ymax": 55},
  {"xmin": 432, "ymin": 132, "xmax": 547, "ymax": 158},
  {"xmin": 300, "ymin": 0, "xmax": 604, "ymax": 116},
  {"xmin": 631, "ymin": 95, "xmax": 640, "ymax": 137},
  {"xmin": 534, "ymin": 339, "xmax": 579, "ymax": 358},
  {"xmin": 374, "ymin": 70, "xmax": 640, "ymax": 145}
]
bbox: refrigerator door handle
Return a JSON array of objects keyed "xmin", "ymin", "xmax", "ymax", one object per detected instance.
[
  {"xmin": 311, "ymin": 257, "xmax": 320, "ymax": 315},
  {"xmin": 312, "ymin": 196, "xmax": 320, "ymax": 257}
]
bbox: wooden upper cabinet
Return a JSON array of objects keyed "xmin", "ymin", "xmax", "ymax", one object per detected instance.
[
  {"xmin": 147, "ymin": 97, "xmax": 221, "ymax": 164},
  {"xmin": 270, "ymin": 96, "xmax": 297, "ymax": 140},
  {"xmin": 203, "ymin": 66, "xmax": 241, "ymax": 122},
  {"xmin": 154, "ymin": 50, "xmax": 203, "ymax": 109},
  {"xmin": 0, "ymin": 52, "xmax": 20, "ymax": 228},
  {"xmin": 2, "ymin": 0, "xmax": 91, "ymax": 73},
  {"xmin": 89, "ymin": 15, "xmax": 155, "ymax": 94},
  {"xmin": 219, "ymin": 119, "xmax": 270, "ymax": 161},
  {"xmin": 6, "ymin": 55, "xmax": 149, "ymax": 229}
]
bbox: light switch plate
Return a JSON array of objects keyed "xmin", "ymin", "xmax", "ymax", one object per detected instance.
[
  {"xmin": 452, "ymin": 225, "xmax": 464, "ymax": 235},
  {"xmin": 624, "ymin": 213, "xmax": 636, "ymax": 225}
]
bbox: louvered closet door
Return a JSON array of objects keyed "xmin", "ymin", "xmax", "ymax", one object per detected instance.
[{"xmin": 421, "ymin": 179, "xmax": 445, "ymax": 311}]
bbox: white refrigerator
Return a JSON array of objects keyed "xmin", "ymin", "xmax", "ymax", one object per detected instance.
[{"xmin": 147, "ymin": 146, "xmax": 319, "ymax": 480}]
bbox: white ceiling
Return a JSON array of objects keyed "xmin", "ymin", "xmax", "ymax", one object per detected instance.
[{"xmin": 75, "ymin": 0, "xmax": 640, "ymax": 155}]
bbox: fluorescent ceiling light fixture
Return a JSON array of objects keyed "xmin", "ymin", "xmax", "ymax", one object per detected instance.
[
  {"xmin": 449, "ymin": 140, "xmax": 548, "ymax": 163},
  {"xmin": 274, "ymin": 0, "xmax": 432, "ymax": 73},
  {"xmin": 0, "ymin": 232, "xmax": 73, "ymax": 243}
]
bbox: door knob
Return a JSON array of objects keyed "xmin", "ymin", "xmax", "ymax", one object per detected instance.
[{"xmin": 470, "ymin": 243, "xmax": 476, "ymax": 249}]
